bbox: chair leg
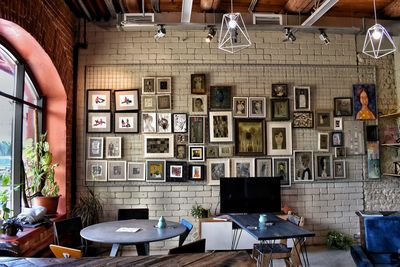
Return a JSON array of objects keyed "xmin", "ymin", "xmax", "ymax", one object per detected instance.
[
  {"xmin": 136, "ymin": 242, "xmax": 149, "ymax": 256},
  {"xmin": 258, "ymin": 252, "xmax": 271, "ymax": 267}
]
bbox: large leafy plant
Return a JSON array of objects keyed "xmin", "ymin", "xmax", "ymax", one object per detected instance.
[
  {"xmin": 326, "ymin": 231, "xmax": 353, "ymax": 250},
  {"xmin": 0, "ymin": 173, "xmax": 19, "ymax": 220}
]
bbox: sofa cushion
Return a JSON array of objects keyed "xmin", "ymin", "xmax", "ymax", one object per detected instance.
[{"xmin": 364, "ymin": 216, "xmax": 400, "ymax": 254}]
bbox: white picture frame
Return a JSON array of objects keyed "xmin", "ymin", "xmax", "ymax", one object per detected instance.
[
  {"xmin": 141, "ymin": 95, "xmax": 157, "ymax": 111},
  {"xmin": 87, "ymin": 137, "xmax": 103, "ymax": 159},
  {"xmin": 105, "ymin": 137, "xmax": 122, "ymax": 159},
  {"xmin": 317, "ymin": 132, "xmax": 329, "ymax": 152},
  {"xmin": 142, "ymin": 77, "xmax": 156, "ymax": 95},
  {"xmin": 209, "ymin": 111, "xmax": 233, "ymax": 143},
  {"xmin": 248, "ymin": 97, "xmax": 266, "ymax": 118},
  {"xmin": 233, "ymin": 97, "xmax": 249, "ymax": 118},
  {"xmin": 156, "ymin": 77, "xmax": 172, "ymax": 94},
  {"xmin": 108, "ymin": 161, "xmax": 127, "ymax": 181},
  {"xmin": 267, "ymin": 121, "xmax": 292, "ymax": 156},
  {"xmin": 127, "ymin": 162, "xmax": 146, "ymax": 181},
  {"xmin": 207, "ymin": 158, "xmax": 230, "ymax": 185},
  {"xmin": 86, "ymin": 160, "xmax": 107, "ymax": 182},
  {"xmin": 293, "ymin": 86, "xmax": 311, "ymax": 111},
  {"xmin": 293, "ymin": 150, "xmax": 314, "ymax": 182},
  {"xmin": 231, "ymin": 158, "xmax": 255, "ymax": 177},
  {"xmin": 333, "ymin": 117, "xmax": 343, "ymax": 130},
  {"xmin": 144, "ymin": 134, "xmax": 174, "ymax": 158},
  {"xmin": 189, "ymin": 95, "xmax": 208, "ymax": 115},
  {"xmin": 142, "ymin": 112, "xmax": 157, "ymax": 133}
]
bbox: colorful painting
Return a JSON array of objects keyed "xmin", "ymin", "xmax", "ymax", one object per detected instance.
[{"xmin": 353, "ymin": 84, "xmax": 377, "ymax": 120}]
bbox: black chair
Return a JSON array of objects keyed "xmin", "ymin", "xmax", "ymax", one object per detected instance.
[
  {"xmin": 179, "ymin": 218, "xmax": 193, "ymax": 246},
  {"xmin": 168, "ymin": 239, "xmax": 206, "ymax": 254}
]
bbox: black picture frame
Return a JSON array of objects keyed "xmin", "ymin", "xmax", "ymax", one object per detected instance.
[
  {"xmin": 366, "ymin": 125, "xmax": 379, "ymax": 141},
  {"xmin": 334, "ymin": 97, "xmax": 353, "ymax": 117},
  {"xmin": 271, "ymin": 98, "xmax": 290, "ymax": 121},
  {"xmin": 166, "ymin": 161, "xmax": 188, "ymax": 182},
  {"xmin": 209, "ymin": 86, "xmax": 232, "ymax": 110},
  {"xmin": 87, "ymin": 112, "xmax": 112, "ymax": 133},
  {"xmin": 331, "ymin": 131, "xmax": 344, "ymax": 147},
  {"xmin": 293, "ymin": 112, "xmax": 313, "ymax": 128},
  {"xmin": 191, "ymin": 74, "xmax": 206, "ymax": 94},
  {"xmin": 188, "ymin": 164, "xmax": 205, "ymax": 181},
  {"xmin": 114, "ymin": 112, "xmax": 139, "ymax": 133},
  {"xmin": 271, "ymin": 84, "xmax": 288, "ymax": 97},
  {"xmin": 86, "ymin": 89, "xmax": 111, "ymax": 111}
]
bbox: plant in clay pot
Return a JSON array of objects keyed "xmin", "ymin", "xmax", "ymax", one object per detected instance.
[
  {"xmin": 1, "ymin": 217, "xmax": 23, "ymax": 236},
  {"xmin": 190, "ymin": 203, "xmax": 209, "ymax": 219}
]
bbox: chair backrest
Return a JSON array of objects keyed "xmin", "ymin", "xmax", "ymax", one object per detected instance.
[
  {"xmin": 287, "ymin": 213, "xmax": 304, "ymax": 227},
  {"xmin": 179, "ymin": 218, "xmax": 193, "ymax": 246},
  {"xmin": 117, "ymin": 208, "xmax": 149, "ymax": 220},
  {"xmin": 168, "ymin": 239, "xmax": 206, "ymax": 255},
  {"xmin": 54, "ymin": 217, "xmax": 84, "ymax": 249},
  {"xmin": 50, "ymin": 244, "xmax": 82, "ymax": 258}
]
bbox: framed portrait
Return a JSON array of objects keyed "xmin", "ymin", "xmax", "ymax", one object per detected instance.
[
  {"xmin": 189, "ymin": 95, "xmax": 207, "ymax": 115},
  {"xmin": 108, "ymin": 161, "xmax": 127, "ymax": 181},
  {"xmin": 157, "ymin": 113, "xmax": 172, "ymax": 133},
  {"xmin": 231, "ymin": 158, "xmax": 255, "ymax": 178},
  {"xmin": 219, "ymin": 144, "xmax": 234, "ymax": 157},
  {"xmin": 188, "ymin": 145, "xmax": 205, "ymax": 162},
  {"xmin": 331, "ymin": 131, "xmax": 344, "ymax": 147},
  {"xmin": 335, "ymin": 147, "xmax": 346, "ymax": 158},
  {"xmin": 209, "ymin": 86, "xmax": 232, "ymax": 109},
  {"xmin": 86, "ymin": 160, "xmax": 107, "ymax": 182},
  {"xmin": 293, "ymin": 112, "xmax": 313, "ymax": 128},
  {"xmin": 157, "ymin": 77, "xmax": 172, "ymax": 94},
  {"xmin": 191, "ymin": 74, "xmax": 206, "ymax": 94},
  {"xmin": 189, "ymin": 164, "xmax": 205, "ymax": 180},
  {"xmin": 175, "ymin": 134, "xmax": 188, "ymax": 144},
  {"xmin": 189, "ymin": 116, "xmax": 205, "ymax": 144},
  {"xmin": 315, "ymin": 154, "xmax": 333, "ymax": 179},
  {"xmin": 157, "ymin": 94, "xmax": 172, "ymax": 110},
  {"xmin": 141, "ymin": 95, "xmax": 157, "ymax": 111},
  {"xmin": 173, "ymin": 113, "xmax": 188, "ymax": 133},
  {"xmin": 114, "ymin": 89, "xmax": 139, "ymax": 111},
  {"xmin": 315, "ymin": 110, "xmax": 332, "ymax": 130},
  {"xmin": 235, "ymin": 119, "xmax": 265, "ymax": 156},
  {"xmin": 334, "ymin": 97, "xmax": 353, "ymax": 116},
  {"xmin": 105, "ymin": 137, "xmax": 122, "ymax": 159},
  {"xmin": 255, "ymin": 158, "xmax": 272, "ymax": 177},
  {"xmin": 206, "ymin": 145, "xmax": 219, "ymax": 158},
  {"xmin": 87, "ymin": 112, "xmax": 111, "ymax": 133},
  {"xmin": 175, "ymin": 144, "xmax": 187, "ymax": 160},
  {"xmin": 87, "ymin": 90, "xmax": 111, "ymax": 111},
  {"xmin": 272, "ymin": 157, "xmax": 291, "ymax": 187},
  {"xmin": 233, "ymin": 97, "xmax": 248, "ymax": 118},
  {"xmin": 87, "ymin": 137, "xmax": 103, "ymax": 159},
  {"xmin": 294, "ymin": 86, "xmax": 311, "ymax": 111},
  {"xmin": 142, "ymin": 112, "xmax": 157, "ymax": 133},
  {"xmin": 271, "ymin": 84, "xmax": 288, "ymax": 97},
  {"xmin": 144, "ymin": 134, "xmax": 174, "ymax": 158},
  {"xmin": 114, "ymin": 112, "xmax": 139, "ymax": 133},
  {"xmin": 166, "ymin": 161, "xmax": 187, "ymax": 182},
  {"xmin": 333, "ymin": 117, "xmax": 343, "ymax": 130},
  {"xmin": 209, "ymin": 111, "xmax": 233, "ymax": 142},
  {"xmin": 367, "ymin": 142, "xmax": 380, "ymax": 179},
  {"xmin": 142, "ymin": 77, "xmax": 156, "ymax": 94},
  {"xmin": 353, "ymin": 84, "xmax": 377, "ymax": 120},
  {"xmin": 248, "ymin": 97, "xmax": 266, "ymax": 118},
  {"xmin": 146, "ymin": 160, "xmax": 166, "ymax": 182},
  {"xmin": 271, "ymin": 98, "xmax": 290, "ymax": 121},
  {"xmin": 207, "ymin": 158, "xmax": 230, "ymax": 185},
  {"xmin": 317, "ymin": 132, "xmax": 329, "ymax": 152},
  {"xmin": 333, "ymin": 160, "xmax": 346, "ymax": 179},
  {"xmin": 344, "ymin": 120, "xmax": 364, "ymax": 155},
  {"xmin": 267, "ymin": 121, "xmax": 292, "ymax": 156},
  {"xmin": 127, "ymin": 162, "xmax": 146, "ymax": 181},
  {"xmin": 366, "ymin": 125, "xmax": 379, "ymax": 142},
  {"xmin": 293, "ymin": 150, "xmax": 314, "ymax": 182}
]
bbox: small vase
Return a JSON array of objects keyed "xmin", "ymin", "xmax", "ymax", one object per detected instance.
[
  {"xmin": 259, "ymin": 214, "xmax": 268, "ymax": 224},
  {"xmin": 157, "ymin": 216, "xmax": 166, "ymax": 228}
]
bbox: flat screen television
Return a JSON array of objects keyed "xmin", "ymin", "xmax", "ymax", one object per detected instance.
[{"xmin": 220, "ymin": 177, "xmax": 281, "ymax": 214}]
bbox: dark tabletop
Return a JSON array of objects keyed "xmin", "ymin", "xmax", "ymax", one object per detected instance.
[{"xmin": 80, "ymin": 219, "xmax": 186, "ymax": 245}]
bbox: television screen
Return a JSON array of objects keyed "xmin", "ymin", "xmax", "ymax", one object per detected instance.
[{"xmin": 220, "ymin": 177, "xmax": 281, "ymax": 214}]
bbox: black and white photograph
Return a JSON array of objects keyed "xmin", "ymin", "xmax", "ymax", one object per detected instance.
[
  {"xmin": 189, "ymin": 116, "xmax": 205, "ymax": 144},
  {"xmin": 293, "ymin": 150, "xmax": 314, "ymax": 182},
  {"xmin": 267, "ymin": 121, "xmax": 292, "ymax": 156},
  {"xmin": 231, "ymin": 158, "xmax": 255, "ymax": 177},
  {"xmin": 332, "ymin": 131, "xmax": 344, "ymax": 147},
  {"xmin": 127, "ymin": 162, "xmax": 146, "ymax": 181},
  {"xmin": 233, "ymin": 97, "xmax": 248, "ymax": 117},
  {"xmin": 142, "ymin": 77, "xmax": 156, "ymax": 94},
  {"xmin": 272, "ymin": 157, "xmax": 291, "ymax": 187},
  {"xmin": 207, "ymin": 158, "xmax": 230, "ymax": 185},
  {"xmin": 175, "ymin": 144, "xmax": 187, "ymax": 159},
  {"xmin": 157, "ymin": 113, "xmax": 172, "ymax": 133},
  {"xmin": 86, "ymin": 160, "xmax": 107, "ymax": 182},
  {"xmin": 334, "ymin": 97, "xmax": 353, "ymax": 116},
  {"xmin": 248, "ymin": 97, "xmax": 266, "ymax": 118},
  {"xmin": 294, "ymin": 86, "xmax": 311, "ymax": 111},
  {"xmin": 108, "ymin": 161, "xmax": 126, "ymax": 181},
  {"xmin": 87, "ymin": 137, "xmax": 103, "ymax": 159},
  {"xmin": 105, "ymin": 137, "xmax": 122, "ymax": 159},
  {"xmin": 255, "ymin": 158, "xmax": 272, "ymax": 177},
  {"xmin": 318, "ymin": 132, "xmax": 329, "ymax": 152},
  {"xmin": 157, "ymin": 77, "xmax": 172, "ymax": 94},
  {"xmin": 189, "ymin": 95, "xmax": 207, "ymax": 115},
  {"xmin": 315, "ymin": 154, "xmax": 333, "ymax": 179},
  {"xmin": 315, "ymin": 110, "xmax": 332, "ymax": 130},
  {"xmin": 333, "ymin": 160, "xmax": 346, "ymax": 179},
  {"xmin": 157, "ymin": 94, "xmax": 172, "ymax": 110},
  {"xmin": 142, "ymin": 112, "xmax": 157, "ymax": 133},
  {"xmin": 271, "ymin": 84, "xmax": 288, "ymax": 97},
  {"xmin": 173, "ymin": 113, "xmax": 188, "ymax": 133},
  {"xmin": 209, "ymin": 111, "xmax": 233, "ymax": 142}
]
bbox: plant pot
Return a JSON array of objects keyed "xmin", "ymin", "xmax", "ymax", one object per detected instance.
[
  {"xmin": 32, "ymin": 195, "xmax": 60, "ymax": 215},
  {"xmin": 5, "ymin": 226, "xmax": 18, "ymax": 236}
]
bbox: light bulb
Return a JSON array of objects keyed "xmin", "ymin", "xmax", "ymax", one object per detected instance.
[
  {"xmin": 228, "ymin": 19, "xmax": 237, "ymax": 29},
  {"xmin": 205, "ymin": 36, "xmax": 212, "ymax": 43},
  {"xmin": 372, "ymin": 28, "xmax": 382, "ymax": 40}
]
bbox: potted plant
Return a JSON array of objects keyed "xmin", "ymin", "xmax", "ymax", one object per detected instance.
[
  {"xmin": 0, "ymin": 172, "xmax": 20, "ymax": 222},
  {"xmin": 190, "ymin": 203, "xmax": 209, "ymax": 219},
  {"xmin": 326, "ymin": 231, "xmax": 353, "ymax": 250},
  {"xmin": 73, "ymin": 186, "xmax": 103, "ymax": 227},
  {"xmin": 1, "ymin": 217, "xmax": 23, "ymax": 236}
]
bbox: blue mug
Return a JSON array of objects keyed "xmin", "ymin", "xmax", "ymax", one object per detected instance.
[{"xmin": 259, "ymin": 214, "xmax": 268, "ymax": 224}]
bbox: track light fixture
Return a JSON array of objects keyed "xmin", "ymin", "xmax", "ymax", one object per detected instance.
[
  {"xmin": 319, "ymin": 30, "xmax": 330, "ymax": 45},
  {"xmin": 283, "ymin": 28, "xmax": 296, "ymax": 42},
  {"xmin": 154, "ymin": 24, "xmax": 166, "ymax": 41},
  {"xmin": 205, "ymin": 26, "xmax": 216, "ymax": 43}
]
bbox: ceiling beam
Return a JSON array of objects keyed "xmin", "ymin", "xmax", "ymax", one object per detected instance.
[
  {"xmin": 181, "ymin": 0, "xmax": 193, "ymax": 23},
  {"xmin": 285, "ymin": 0, "xmax": 315, "ymax": 14},
  {"xmin": 248, "ymin": 0, "xmax": 258, "ymax": 12},
  {"xmin": 301, "ymin": 0, "xmax": 339, "ymax": 26},
  {"xmin": 104, "ymin": 0, "xmax": 117, "ymax": 18},
  {"xmin": 383, "ymin": 0, "xmax": 400, "ymax": 18},
  {"xmin": 200, "ymin": 0, "xmax": 221, "ymax": 11}
]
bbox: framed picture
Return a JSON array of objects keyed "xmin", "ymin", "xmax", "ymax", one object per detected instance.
[
  {"xmin": 188, "ymin": 145, "xmax": 205, "ymax": 162},
  {"xmin": 294, "ymin": 86, "xmax": 311, "ymax": 111},
  {"xmin": 114, "ymin": 112, "xmax": 139, "ymax": 133},
  {"xmin": 367, "ymin": 142, "xmax": 380, "ymax": 179},
  {"xmin": 293, "ymin": 112, "xmax": 313, "ymax": 128},
  {"xmin": 366, "ymin": 125, "xmax": 379, "ymax": 142},
  {"xmin": 87, "ymin": 137, "xmax": 103, "ymax": 159},
  {"xmin": 142, "ymin": 77, "xmax": 156, "ymax": 94},
  {"xmin": 157, "ymin": 77, "xmax": 172, "ymax": 94},
  {"xmin": 267, "ymin": 121, "xmax": 292, "ymax": 156},
  {"xmin": 206, "ymin": 145, "xmax": 219, "ymax": 158},
  {"xmin": 344, "ymin": 120, "xmax": 364, "ymax": 155},
  {"xmin": 334, "ymin": 97, "xmax": 353, "ymax": 116},
  {"xmin": 248, "ymin": 97, "xmax": 266, "ymax": 118},
  {"xmin": 293, "ymin": 150, "xmax": 314, "ymax": 182},
  {"xmin": 127, "ymin": 162, "xmax": 146, "ymax": 181},
  {"xmin": 209, "ymin": 86, "xmax": 232, "ymax": 109},
  {"xmin": 157, "ymin": 113, "xmax": 172, "ymax": 133},
  {"xmin": 219, "ymin": 144, "xmax": 234, "ymax": 157},
  {"xmin": 175, "ymin": 134, "xmax": 188, "ymax": 144},
  {"xmin": 189, "ymin": 164, "xmax": 205, "ymax": 180},
  {"xmin": 333, "ymin": 160, "xmax": 346, "ymax": 179},
  {"xmin": 157, "ymin": 95, "xmax": 172, "ymax": 110},
  {"xmin": 207, "ymin": 158, "xmax": 230, "ymax": 185},
  {"xmin": 144, "ymin": 134, "xmax": 174, "ymax": 158},
  {"xmin": 87, "ymin": 90, "xmax": 111, "ymax": 111},
  {"xmin": 335, "ymin": 147, "xmax": 346, "ymax": 158},
  {"xmin": 315, "ymin": 110, "xmax": 332, "ymax": 130},
  {"xmin": 271, "ymin": 84, "xmax": 288, "ymax": 97},
  {"xmin": 146, "ymin": 160, "xmax": 166, "ymax": 182},
  {"xmin": 272, "ymin": 157, "xmax": 291, "ymax": 187},
  {"xmin": 353, "ymin": 84, "xmax": 377, "ymax": 120},
  {"xmin": 105, "ymin": 137, "xmax": 122, "ymax": 159},
  {"xmin": 114, "ymin": 89, "xmax": 139, "ymax": 111},
  {"xmin": 231, "ymin": 158, "xmax": 255, "ymax": 178},
  {"xmin": 87, "ymin": 112, "xmax": 111, "ymax": 133},
  {"xmin": 191, "ymin": 74, "xmax": 206, "ymax": 94},
  {"xmin": 86, "ymin": 160, "xmax": 107, "ymax": 182},
  {"xmin": 189, "ymin": 116, "xmax": 205, "ymax": 144},
  {"xmin": 141, "ymin": 95, "xmax": 157, "ymax": 111},
  {"xmin": 142, "ymin": 113, "xmax": 157, "ymax": 133},
  {"xmin": 333, "ymin": 117, "xmax": 343, "ymax": 130},
  {"xmin": 189, "ymin": 95, "xmax": 207, "ymax": 115},
  {"xmin": 315, "ymin": 154, "xmax": 333, "ymax": 179},
  {"xmin": 271, "ymin": 98, "xmax": 290, "ymax": 121},
  {"xmin": 172, "ymin": 113, "xmax": 188, "ymax": 133},
  {"xmin": 233, "ymin": 97, "xmax": 248, "ymax": 118},
  {"xmin": 209, "ymin": 111, "xmax": 233, "ymax": 142},
  {"xmin": 235, "ymin": 119, "xmax": 265, "ymax": 156},
  {"xmin": 317, "ymin": 132, "xmax": 329, "ymax": 152},
  {"xmin": 255, "ymin": 158, "xmax": 272, "ymax": 177},
  {"xmin": 175, "ymin": 144, "xmax": 187, "ymax": 159},
  {"xmin": 331, "ymin": 131, "xmax": 344, "ymax": 147},
  {"xmin": 108, "ymin": 161, "xmax": 126, "ymax": 181},
  {"xmin": 166, "ymin": 161, "xmax": 187, "ymax": 182}
]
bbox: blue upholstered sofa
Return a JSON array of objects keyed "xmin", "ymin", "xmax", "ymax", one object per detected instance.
[{"xmin": 351, "ymin": 216, "xmax": 400, "ymax": 267}]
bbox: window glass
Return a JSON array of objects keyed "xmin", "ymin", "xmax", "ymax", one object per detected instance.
[
  {"xmin": 0, "ymin": 45, "xmax": 16, "ymax": 97},
  {"xmin": 24, "ymin": 74, "xmax": 39, "ymax": 106}
]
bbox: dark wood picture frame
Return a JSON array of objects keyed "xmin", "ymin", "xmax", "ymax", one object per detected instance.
[
  {"xmin": 114, "ymin": 112, "xmax": 139, "ymax": 133},
  {"xmin": 293, "ymin": 112, "xmax": 314, "ymax": 128},
  {"xmin": 191, "ymin": 74, "xmax": 206, "ymax": 94},
  {"xmin": 87, "ymin": 112, "xmax": 112, "ymax": 133},
  {"xmin": 114, "ymin": 89, "xmax": 139, "ymax": 111},
  {"xmin": 235, "ymin": 119, "xmax": 265, "ymax": 156},
  {"xmin": 209, "ymin": 86, "xmax": 232, "ymax": 110},
  {"xmin": 271, "ymin": 98, "xmax": 290, "ymax": 121},
  {"xmin": 87, "ymin": 89, "xmax": 111, "ymax": 111},
  {"xmin": 271, "ymin": 84, "xmax": 288, "ymax": 97},
  {"xmin": 334, "ymin": 97, "xmax": 353, "ymax": 117}
]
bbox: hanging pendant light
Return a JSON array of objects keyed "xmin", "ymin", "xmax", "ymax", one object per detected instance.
[
  {"xmin": 362, "ymin": 0, "xmax": 396, "ymax": 59},
  {"xmin": 218, "ymin": 0, "xmax": 251, "ymax": 53}
]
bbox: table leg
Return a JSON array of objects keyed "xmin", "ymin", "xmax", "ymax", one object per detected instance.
[
  {"xmin": 136, "ymin": 243, "xmax": 150, "ymax": 256},
  {"xmin": 110, "ymin": 244, "xmax": 120, "ymax": 257}
]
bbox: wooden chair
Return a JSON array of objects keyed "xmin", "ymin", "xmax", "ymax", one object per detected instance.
[
  {"xmin": 168, "ymin": 239, "xmax": 206, "ymax": 254},
  {"xmin": 50, "ymin": 244, "xmax": 82, "ymax": 258}
]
